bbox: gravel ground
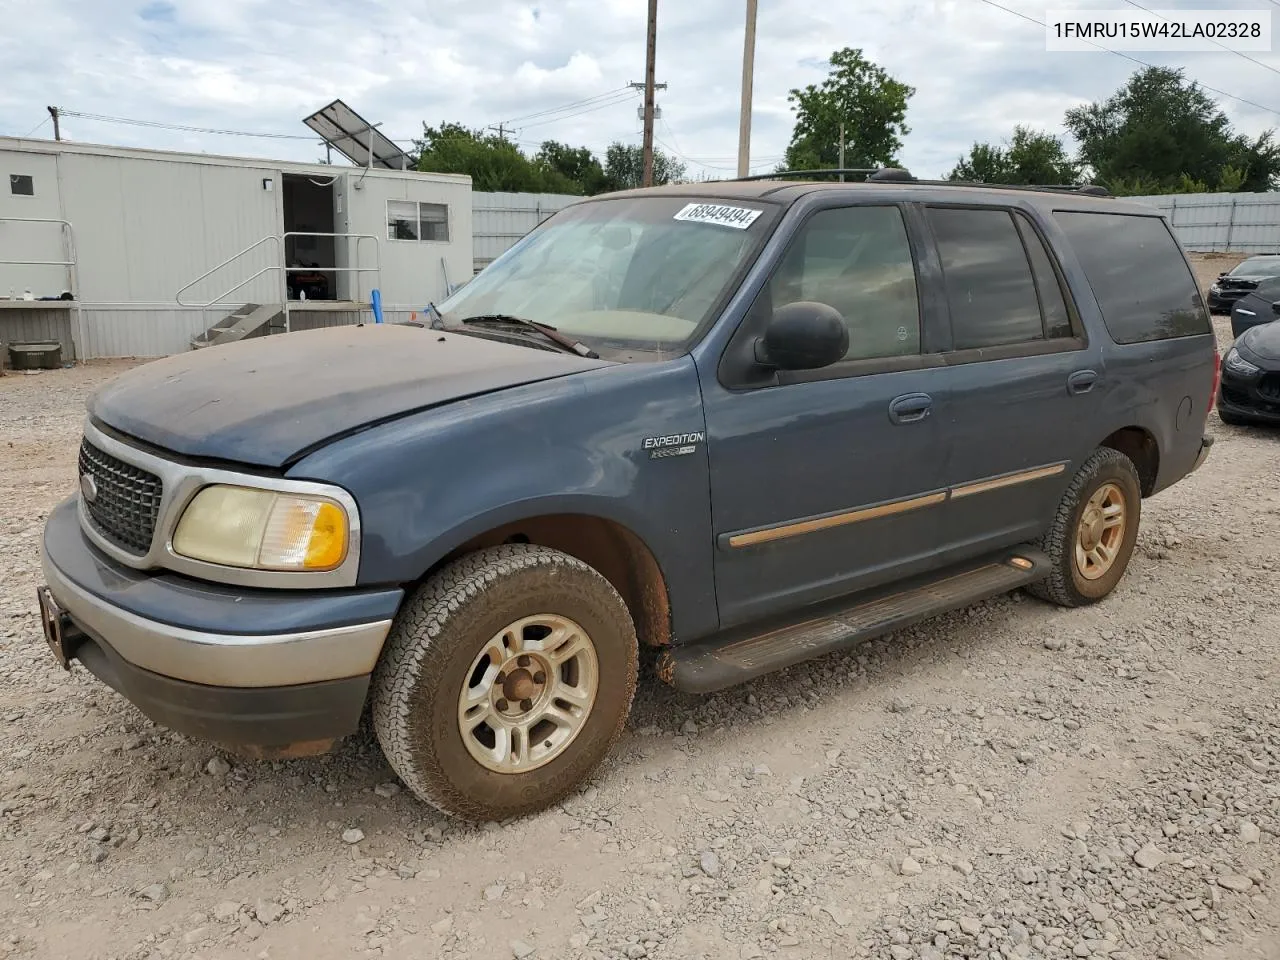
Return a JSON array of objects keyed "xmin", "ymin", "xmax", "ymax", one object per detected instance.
[{"xmin": 1, "ymin": 257, "xmax": 1277, "ymax": 960}]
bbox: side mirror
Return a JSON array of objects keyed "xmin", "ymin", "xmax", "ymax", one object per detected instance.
[
  {"xmin": 1218, "ymin": 271, "xmax": 1229, "ymax": 278},
  {"xmin": 1272, "ymin": 300, "xmax": 1280, "ymax": 316},
  {"xmin": 754, "ymin": 301, "xmax": 849, "ymax": 371}
]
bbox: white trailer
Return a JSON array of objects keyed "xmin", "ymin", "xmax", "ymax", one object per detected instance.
[{"xmin": 0, "ymin": 136, "xmax": 473, "ymax": 360}]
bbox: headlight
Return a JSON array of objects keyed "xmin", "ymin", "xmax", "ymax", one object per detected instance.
[
  {"xmin": 1209, "ymin": 283, "xmax": 1221, "ymax": 294},
  {"xmin": 1223, "ymin": 347, "xmax": 1261, "ymax": 377},
  {"xmin": 172, "ymin": 485, "xmax": 350, "ymax": 571}
]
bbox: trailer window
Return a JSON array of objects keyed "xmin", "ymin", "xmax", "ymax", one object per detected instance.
[
  {"xmin": 387, "ymin": 201, "xmax": 449, "ymax": 242},
  {"xmin": 9, "ymin": 174, "xmax": 34, "ymax": 196}
]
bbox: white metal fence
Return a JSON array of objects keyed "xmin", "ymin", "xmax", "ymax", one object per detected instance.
[
  {"xmin": 1129, "ymin": 192, "xmax": 1280, "ymax": 253},
  {"xmin": 471, "ymin": 192, "xmax": 579, "ymax": 274}
]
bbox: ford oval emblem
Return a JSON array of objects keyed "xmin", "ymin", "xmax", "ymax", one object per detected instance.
[{"xmin": 80, "ymin": 473, "xmax": 98, "ymax": 504}]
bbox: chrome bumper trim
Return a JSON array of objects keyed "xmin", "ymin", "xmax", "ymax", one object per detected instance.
[{"xmin": 41, "ymin": 542, "xmax": 391, "ymax": 688}]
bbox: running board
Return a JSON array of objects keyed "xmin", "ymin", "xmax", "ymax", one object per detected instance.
[{"xmin": 664, "ymin": 547, "xmax": 1050, "ymax": 694}]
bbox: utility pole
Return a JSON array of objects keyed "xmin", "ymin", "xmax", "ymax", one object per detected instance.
[
  {"xmin": 838, "ymin": 121, "xmax": 845, "ymax": 182},
  {"xmin": 736, "ymin": 0, "xmax": 758, "ymax": 178},
  {"xmin": 488, "ymin": 123, "xmax": 508, "ymax": 142},
  {"xmin": 641, "ymin": 0, "xmax": 659, "ymax": 187},
  {"xmin": 47, "ymin": 106, "xmax": 61, "ymax": 141}
]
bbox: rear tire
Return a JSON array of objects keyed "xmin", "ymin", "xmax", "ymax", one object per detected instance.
[
  {"xmin": 1027, "ymin": 448, "xmax": 1142, "ymax": 608},
  {"xmin": 372, "ymin": 545, "xmax": 638, "ymax": 821}
]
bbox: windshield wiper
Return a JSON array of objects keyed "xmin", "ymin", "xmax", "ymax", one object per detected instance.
[{"xmin": 459, "ymin": 314, "xmax": 599, "ymax": 359}]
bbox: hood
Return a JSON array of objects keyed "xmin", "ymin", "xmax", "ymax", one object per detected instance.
[
  {"xmin": 90, "ymin": 325, "xmax": 610, "ymax": 468},
  {"xmin": 1237, "ymin": 320, "xmax": 1280, "ymax": 364}
]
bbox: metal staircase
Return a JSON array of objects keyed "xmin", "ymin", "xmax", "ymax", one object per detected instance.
[
  {"xmin": 178, "ymin": 232, "xmax": 380, "ymax": 350},
  {"xmin": 189, "ymin": 303, "xmax": 284, "ymax": 350}
]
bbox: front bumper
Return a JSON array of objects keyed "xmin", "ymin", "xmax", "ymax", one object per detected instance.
[
  {"xmin": 39, "ymin": 497, "xmax": 403, "ymax": 747},
  {"xmin": 1219, "ymin": 371, "xmax": 1280, "ymax": 424},
  {"xmin": 1209, "ymin": 290, "xmax": 1248, "ymax": 313}
]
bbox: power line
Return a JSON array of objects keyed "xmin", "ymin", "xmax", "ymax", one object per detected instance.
[
  {"xmin": 497, "ymin": 87, "xmax": 634, "ymax": 126},
  {"xmin": 22, "ymin": 116, "xmax": 50, "ymax": 138},
  {"xmin": 57, "ymin": 109, "xmax": 322, "ymax": 140},
  {"xmin": 973, "ymin": 0, "xmax": 1280, "ymax": 119},
  {"xmin": 516, "ymin": 91, "xmax": 640, "ymax": 132},
  {"xmin": 1118, "ymin": 0, "xmax": 1280, "ymax": 79}
]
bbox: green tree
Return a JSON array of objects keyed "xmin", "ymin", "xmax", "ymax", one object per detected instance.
[
  {"xmin": 533, "ymin": 141, "xmax": 609, "ymax": 195},
  {"xmin": 947, "ymin": 126, "xmax": 1078, "ymax": 185},
  {"xmin": 1064, "ymin": 67, "xmax": 1280, "ymax": 193},
  {"xmin": 601, "ymin": 142, "xmax": 687, "ymax": 191},
  {"xmin": 415, "ymin": 123, "xmax": 578, "ymax": 193},
  {"xmin": 782, "ymin": 48, "xmax": 914, "ymax": 171}
]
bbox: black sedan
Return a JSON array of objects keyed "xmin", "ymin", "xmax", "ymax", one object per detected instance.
[
  {"xmin": 1208, "ymin": 255, "xmax": 1280, "ymax": 314},
  {"xmin": 1230, "ymin": 277, "xmax": 1280, "ymax": 339},
  {"xmin": 1219, "ymin": 317, "xmax": 1280, "ymax": 425}
]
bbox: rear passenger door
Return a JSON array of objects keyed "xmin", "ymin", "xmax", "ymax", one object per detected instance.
[{"xmin": 921, "ymin": 205, "xmax": 1104, "ymax": 560}]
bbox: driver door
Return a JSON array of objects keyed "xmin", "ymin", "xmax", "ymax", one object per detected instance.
[{"xmin": 699, "ymin": 203, "xmax": 950, "ymax": 628}]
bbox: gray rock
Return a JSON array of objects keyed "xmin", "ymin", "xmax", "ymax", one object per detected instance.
[
  {"xmin": 1217, "ymin": 874, "xmax": 1252, "ymax": 892},
  {"xmin": 1132, "ymin": 843, "xmax": 1166, "ymax": 870},
  {"xmin": 680, "ymin": 719, "xmax": 698, "ymax": 735},
  {"xmin": 137, "ymin": 882, "xmax": 169, "ymax": 902},
  {"xmin": 205, "ymin": 757, "xmax": 231, "ymax": 777},
  {"xmin": 1014, "ymin": 866, "xmax": 1038, "ymax": 884},
  {"xmin": 341, "ymin": 828, "xmax": 365, "ymax": 844},
  {"xmin": 890, "ymin": 947, "xmax": 914, "ymax": 960},
  {"xmin": 1043, "ymin": 636, "xmax": 1067, "ymax": 651},
  {"xmin": 373, "ymin": 782, "xmax": 401, "ymax": 799},
  {"xmin": 1239, "ymin": 821, "xmax": 1261, "ymax": 844},
  {"xmin": 1015, "ymin": 750, "xmax": 1035, "ymax": 764},
  {"xmin": 699, "ymin": 850, "xmax": 722, "ymax": 878},
  {"xmin": 898, "ymin": 855, "xmax": 923, "ymax": 877},
  {"xmin": 1008, "ymin": 921, "xmax": 1029, "ymax": 946},
  {"xmin": 888, "ymin": 696, "xmax": 911, "ymax": 713},
  {"xmin": 254, "ymin": 900, "xmax": 284, "ymax": 924},
  {"xmin": 511, "ymin": 939, "xmax": 536, "ymax": 959},
  {"xmin": 212, "ymin": 901, "xmax": 242, "ymax": 923},
  {"xmin": 484, "ymin": 883, "xmax": 506, "ymax": 901},
  {"xmin": 959, "ymin": 917, "xmax": 982, "ymax": 936},
  {"xmin": 88, "ymin": 827, "xmax": 109, "ymax": 842}
]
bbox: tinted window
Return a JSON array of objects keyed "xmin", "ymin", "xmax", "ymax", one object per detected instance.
[
  {"xmin": 928, "ymin": 207, "xmax": 1042, "ymax": 349},
  {"xmin": 767, "ymin": 205, "xmax": 920, "ymax": 361},
  {"xmin": 9, "ymin": 174, "xmax": 33, "ymax": 196},
  {"xmin": 1015, "ymin": 214, "xmax": 1074, "ymax": 339},
  {"xmin": 1053, "ymin": 212, "xmax": 1209, "ymax": 343}
]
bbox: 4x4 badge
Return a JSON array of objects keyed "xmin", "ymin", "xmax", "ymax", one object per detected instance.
[{"xmin": 642, "ymin": 432, "xmax": 704, "ymax": 460}]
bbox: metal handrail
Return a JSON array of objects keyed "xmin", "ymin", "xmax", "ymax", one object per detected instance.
[
  {"xmin": 281, "ymin": 232, "xmax": 381, "ymax": 332},
  {"xmin": 0, "ymin": 216, "xmax": 84, "ymax": 360},
  {"xmin": 176, "ymin": 235, "xmax": 281, "ymax": 307}
]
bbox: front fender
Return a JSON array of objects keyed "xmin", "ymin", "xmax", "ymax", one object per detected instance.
[{"xmin": 289, "ymin": 357, "xmax": 719, "ymax": 641}]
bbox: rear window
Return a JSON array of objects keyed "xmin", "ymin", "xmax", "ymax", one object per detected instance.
[{"xmin": 1053, "ymin": 212, "xmax": 1209, "ymax": 344}]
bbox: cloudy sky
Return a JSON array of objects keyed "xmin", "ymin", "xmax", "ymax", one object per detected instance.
[{"xmin": 0, "ymin": 0, "xmax": 1276, "ymax": 181}]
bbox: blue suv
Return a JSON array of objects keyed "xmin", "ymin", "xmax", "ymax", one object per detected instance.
[{"xmin": 38, "ymin": 171, "xmax": 1218, "ymax": 820}]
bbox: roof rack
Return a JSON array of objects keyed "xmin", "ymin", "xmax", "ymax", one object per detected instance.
[{"xmin": 730, "ymin": 166, "xmax": 1111, "ymax": 197}]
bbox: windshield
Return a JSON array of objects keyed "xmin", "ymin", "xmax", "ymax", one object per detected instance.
[
  {"xmin": 1231, "ymin": 257, "xmax": 1280, "ymax": 279},
  {"xmin": 436, "ymin": 196, "xmax": 775, "ymax": 359}
]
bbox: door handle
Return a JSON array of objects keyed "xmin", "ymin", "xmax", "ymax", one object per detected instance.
[
  {"xmin": 888, "ymin": 393, "xmax": 932, "ymax": 424},
  {"xmin": 1067, "ymin": 370, "xmax": 1098, "ymax": 395}
]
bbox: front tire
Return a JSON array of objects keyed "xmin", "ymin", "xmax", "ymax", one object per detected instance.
[
  {"xmin": 1028, "ymin": 448, "xmax": 1142, "ymax": 608},
  {"xmin": 372, "ymin": 545, "xmax": 638, "ymax": 820}
]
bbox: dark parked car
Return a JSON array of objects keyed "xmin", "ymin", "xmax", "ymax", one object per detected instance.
[
  {"xmin": 38, "ymin": 172, "xmax": 1218, "ymax": 821},
  {"xmin": 1229, "ymin": 275, "xmax": 1280, "ymax": 339},
  {"xmin": 1208, "ymin": 255, "xmax": 1280, "ymax": 314},
  {"xmin": 1219, "ymin": 311, "xmax": 1280, "ymax": 425}
]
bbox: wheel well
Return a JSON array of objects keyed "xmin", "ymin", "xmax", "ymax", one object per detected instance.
[
  {"xmin": 1101, "ymin": 427, "xmax": 1159, "ymax": 496},
  {"xmin": 430, "ymin": 515, "xmax": 672, "ymax": 648}
]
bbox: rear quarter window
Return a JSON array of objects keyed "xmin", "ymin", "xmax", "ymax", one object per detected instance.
[{"xmin": 1053, "ymin": 211, "xmax": 1209, "ymax": 344}]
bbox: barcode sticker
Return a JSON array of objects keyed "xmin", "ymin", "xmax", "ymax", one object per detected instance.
[{"xmin": 673, "ymin": 202, "xmax": 762, "ymax": 230}]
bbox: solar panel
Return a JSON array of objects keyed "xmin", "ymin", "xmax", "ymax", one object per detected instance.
[{"xmin": 302, "ymin": 99, "xmax": 408, "ymax": 170}]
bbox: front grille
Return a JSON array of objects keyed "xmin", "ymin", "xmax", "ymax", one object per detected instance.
[
  {"xmin": 1260, "ymin": 374, "xmax": 1280, "ymax": 402},
  {"xmin": 78, "ymin": 439, "xmax": 163, "ymax": 554}
]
